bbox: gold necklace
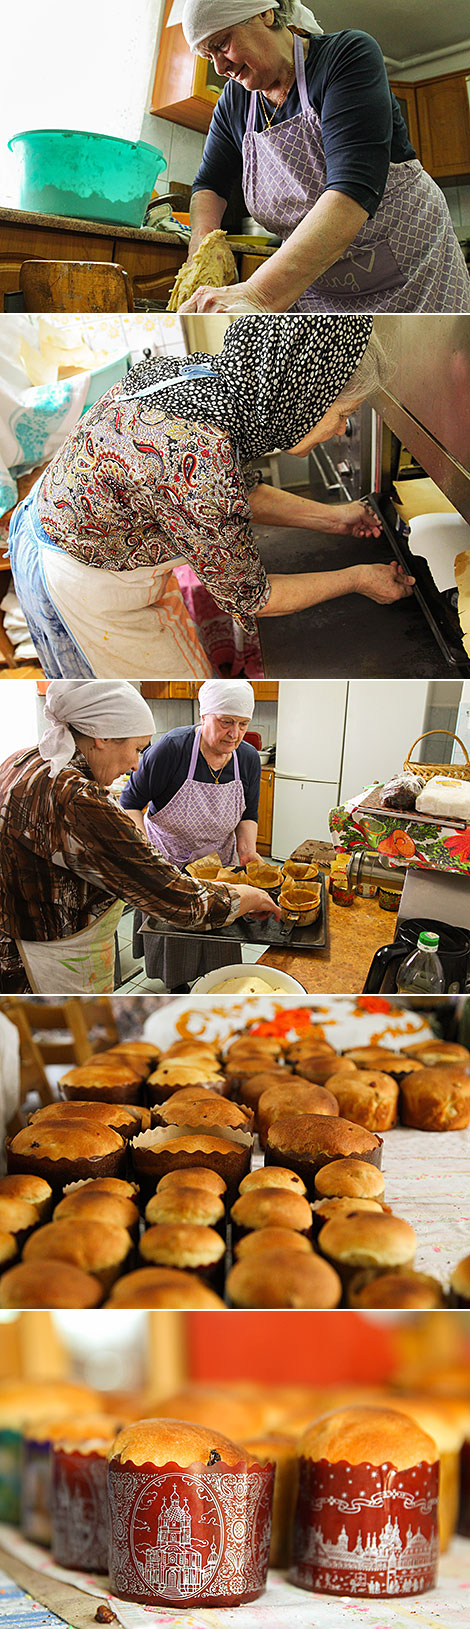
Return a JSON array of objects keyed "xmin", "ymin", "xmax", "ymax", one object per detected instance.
[{"xmin": 258, "ymin": 89, "xmax": 279, "ymax": 129}]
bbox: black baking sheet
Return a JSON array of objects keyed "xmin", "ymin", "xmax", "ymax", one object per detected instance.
[
  {"xmin": 139, "ymin": 874, "xmax": 329, "ymax": 952},
  {"xmin": 370, "ymin": 493, "xmax": 470, "ymax": 674}
]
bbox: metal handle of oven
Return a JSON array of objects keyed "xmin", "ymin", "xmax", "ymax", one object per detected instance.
[{"xmin": 309, "ymin": 445, "xmax": 345, "ymax": 496}]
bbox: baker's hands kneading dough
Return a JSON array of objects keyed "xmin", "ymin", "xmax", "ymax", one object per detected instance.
[
  {"xmin": 353, "ymin": 562, "xmax": 415, "ymax": 603},
  {"xmin": 168, "ymin": 229, "xmax": 238, "ymax": 312},
  {"xmin": 227, "ymin": 884, "xmax": 281, "ymax": 921},
  {"xmin": 179, "ymin": 281, "xmax": 270, "ymax": 315}
]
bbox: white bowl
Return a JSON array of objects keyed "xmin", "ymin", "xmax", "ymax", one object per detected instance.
[{"xmin": 191, "ymin": 963, "xmax": 307, "ymax": 994}]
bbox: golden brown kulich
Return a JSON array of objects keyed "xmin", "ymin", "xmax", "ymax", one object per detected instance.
[
  {"xmin": 399, "ymin": 1066, "xmax": 470, "ymax": 1131},
  {"xmin": 110, "ymin": 1417, "xmax": 258, "ymax": 1468},
  {"xmin": 105, "ymin": 1268, "xmax": 226, "ymax": 1308},
  {"xmin": 147, "ymin": 1387, "xmax": 268, "ymax": 1441},
  {"xmin": 325, "ymin": 1071, "xmax": 398, "ymax": 1132},
  {"xmin": 257, "ymin": 1081, "xmax": 339, "ymax": 1146},
  {"xmin": 343, "ymin": 1046, "xmax": 424, "ymax": 1079},
  {"xmin": 152, "ymin": 1093, "xmax": 253, "ymax": 1133},
  {"xmin": 231, "ymin": 1188, "xmax": 312, "ymax": 1236},
  {"xmin": 312, "ymin": 1197, "xmax": 385, "ymax": 1232},
  {"xmin": 29, "ymin": 1100, "xmax": 150, "ymax": 1138},
  {"xmin": 297, "ymin": 1405, "xmax": 438, "ymax": 1469},
  {"xmin": 318, "ymin": 1211, "xmax": 417, "ymax": 1286},
  {"xmin": 347, "ymin": 1269, "xmax": 447, "ymax": 1310},
  {"xmin": 7, "ymin": 1121, "xmax": 126, "ymax": 1188},
  {"xmin": 0, "ymin": 1196, "xmax": 40, "ymax": 1234},
  {"xmin": 404, "ymin": 1041, "xmax": 470, "ymax": 1066},
  {"xmin": 155, "ymin": 1167, "xmax": 227, "ymax": 1198},
  {"xmin": 139, "ymin": 1222, "xmax": 225, "ymax": 1278},
  {"xmin": 234, "ymin": 1227, "xmax": 313, "ymax": 1261},
  {"xmin": 314, "ymin": 1158, "xmax": 385, "ymax": 1201},
  {"xmin": 227, "ymin": 1066, "xmax": 293, "ymax": 1113},
  {"xmin": 238, "ymin": 1167, "xmax": 307, "ymax": 1196},
  {"xmin": 52, "ymin": 1190, "xmax": 139, "ymax": 1233},
  {"xmin": 131, "ymin": 1129, "xmax": 251, "ymax": 1201},
  {"xmin": 0, "ymin": 1259, "xmax": 103, "ymax": 1308},
  {"xmin": 265, "ymin": 1113, "xmax": 382, "ymax": 1193},
  {"xmin": 59, "ymin": 1058, "xmax": 143, "ymax": 1103},
  {"xmin": 227, "ymin": 1251, "xmax": 341, "ymax": 1309},
  {"xmin": 145, "ymin": 1186, "xmax": 226, "ymax": 1230},
  {"xmin": 23, "ymin": 1216, "xmax": 132, "ymax": 1292},
  {"xmin": 0, "ymin": 1173, "xmax": 53, "ymax": 1219}
]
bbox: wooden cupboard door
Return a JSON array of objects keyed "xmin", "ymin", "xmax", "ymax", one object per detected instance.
[
  {"xmin": 151, "ymin": 0, "xmax": 224, "ymax": 132},
  {"xmin": 416, "ymin": 74, "xmax": 470, "ymax": 177},
  {"xmin": 251, "ymin": 681, "xmax": 278, "ymax": 700},
  {"xmin": 389, "ymin": 83, "xmax": 421, "ymax": 158},
  {"xmin": 257, "ymin": 767, "xmax": 274, "ymax": 853}
]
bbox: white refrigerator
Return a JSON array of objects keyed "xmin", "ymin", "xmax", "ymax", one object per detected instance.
[{"xmin": 271, "ymin": 679, "xmax": 430, "ymax": 859}]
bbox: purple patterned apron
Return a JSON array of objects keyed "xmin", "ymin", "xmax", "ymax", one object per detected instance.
[
  {"xmin": 137, "ymin": 727, "xmax": 246, "ymax": 985},
  {"xmin": 243, "ymin": 32, "xmax": 470, "ymax": 313}
]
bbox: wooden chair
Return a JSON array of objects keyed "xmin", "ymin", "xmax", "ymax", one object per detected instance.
[
  {"xmin": 19, "ymin": 259, "xmax": 134, "ymax": 312},
  {"xmin": 0, "ymin": 996, "xmax": 119, "ymax": 1131}
]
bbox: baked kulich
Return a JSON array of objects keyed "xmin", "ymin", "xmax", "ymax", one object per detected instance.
[
  {"xmin": 23, "ymin": 1216, "xmax": 133, "ymax": 1293},
  {"xmin": 152, "ymin": 1092, "xmax": 254, "ymax": 1134},
  {"xmin": 145, "ymin": 1186, "xmax": 226, "ymax": 1232},
  {"xmin": 227, "ymin": 1066, "xmax": 293, "ymax": 1110},
  {"xmin": 131, "ymin": 1128, "xmax": 252, "ymax": 1205},
  {"xmin": 239, "ymin": 1167, "xmax": 307, "ymax": 1197},
  {"xmin": 146, "ymin": 1386, "xmax": 268, "ymax": 1441},
  {"xmin": 289, "ymin": 1406, "xmax": 439, "ymax": 1596},
  {"xmin": 293, "ymin": 1055, "xmax": 360, "ymax": 1087},
  {"xmin": 155, "ymin": 1167, "xmax": 227, "ymax": 1199},
  {"xmin": 0, "ymin": 1196, "xmax": 41, "ymax": 1237},
  {"xmin": 165, "ymin": 1039, "xmax": 220, "ymax": 1060},
  {"xmin": 399, "ymin": 1066, "xmax": 470, "ymax": 1130},
  {"xmin": 324, "ymin": 1071, "xmax": 399, "ymax": 1132},
  {"xmin": 314, "ymin": 1157, "xmax": 385, "ymax": 1202},
  {"xmin": 6, "ymin": 1121, "xmax": 127, "ymax": 1192},
  {"xmin": 450, "ymin": 1254, "xmax": 470, "ymax": 1306},
  {"xmin": 106, "ymin": 1267, "xmax": 226, "ymax": 1308},
  {"xmin": 52, "ymin": 1189, "xmax": 140, "ymax": 1236},
  {"xmin": 241, "ymin": 1432, "xmax": 298, "ymax": 1567},
  {"xmin": 0, "ymin": 1378, "xmax": 100, "ymax": 1524},
  {"xmin": 347, "ymin": 1268, "xmax": 447, "ymax": 1309},
  {"xmin": 22, "ymin": 1411, "xmax": 121, "ymax": 1547},
  {"xmin": 318, "ymin": 1211, "xmax": 417, "ymax": 1289},
  {"xmin": 29, "ymin": 1099, "xmax": 149, "ymax": 1140},
  {"xmin": 343, "ymin": 1046, "xmax": 424, "ymax": 1081},
  {"xmin": 0, "ymin": 1258, "xmax": 103, "ymax": 1308},
  {"xmin": 51, "ymin": 1415, "xmax": 124, "ymax": 1572},
  {"xmin": 285, "ymin": 1037, "xmax": 336, "ymax": 1066},
  {"xmin": 63, "ymin": 1176, "xmax": 140, "ymax": 1202},
  {"xmin": 265, "ymin": 1113, "xmax": 382, "ymax": 1195},
  {"xmin": 107, "ymin": 1418, "xmax": 273, "ymax": 1609},
  {"xmin": 227, "ymin": 1251, "xmax": 341, "ymax": 1309},
  {"xmin": 231, "ymin": 1188, "xmax": 312, "ymax": 1238},
  {"xmin": 59, "ymin": 1058, "xmax": 144, "ymax": 1104},
  {"xmin": 98, "ymin": 1041, "xmax": 160, "ymax": 1078},
  {"xmin": 146, "ymin": 1059, "xmax": 226, "ymax": 1105},
  {"xmin": 224, "ymin": 1035, "xmax": 284, "ymax": 1065},
  {"xmin": 234, "ymin": 1226, "xmax": 313, "ymax": 1261},
  {"xmin": 0, "ymin": 1173, "xmax": 53, "ymax": 1221},
  {"xmin": 404, "ymin": 1040, "xmax": 470, "ymax": 1067},
  {"xmin": 139, "ymin": 1222, "xmax": 225, "ymax": 1289},
  {"xmin": 0, "ymin": 1233, "xmax": 18, "ymax": 1269},
  {"xmin": 257, "ymin": 1081, "xmax": 339, "ymax": 1147},
  {"xmin": 312, "ymin": 1197, "xmax": 385, "ymax": 1239}
]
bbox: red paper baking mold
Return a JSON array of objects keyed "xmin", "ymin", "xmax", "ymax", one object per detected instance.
[{"xmin": 289, "ymin": 1457, "xmax": 439, "ymax": 1596}]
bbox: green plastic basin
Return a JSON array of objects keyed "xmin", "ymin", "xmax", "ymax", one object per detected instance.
[{"xmin": 8, "ymin": 128, "xmax": 166, "ymax": 227}]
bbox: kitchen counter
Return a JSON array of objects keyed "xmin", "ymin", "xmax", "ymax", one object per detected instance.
[
  {"xmin": 254, "ymin": 520, "xmax": 453, "ymax": 676},
  {"xmin": 259, "ymin": 892, "xmax": 399, "ymax": 992}
]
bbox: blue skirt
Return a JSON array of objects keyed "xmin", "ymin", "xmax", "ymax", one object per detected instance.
[{"xmin": 8, "ymin": 483, "xmax": 93, "ymax": 676}]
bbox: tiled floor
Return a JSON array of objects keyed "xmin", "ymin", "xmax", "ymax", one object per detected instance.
[{"xmin": 115, "ymin": 908, "xmax": 268, "ymax": 992}]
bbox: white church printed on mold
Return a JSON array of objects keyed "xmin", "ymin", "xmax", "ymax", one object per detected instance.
[
  {"xmin": 143, "ymin": 1484, "xmax": 219, "ymax": 1593},
  {"xmin": 303, "ymin": 1514, "xmax": 438, "ymax": 1593}
]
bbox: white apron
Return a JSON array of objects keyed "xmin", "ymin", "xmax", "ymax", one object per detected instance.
[
  {"xmin": 41, "ymin": 548, "xmax": 212, "ymax": 680},
  {"xmin": 137, "ymin": 726, "xmax": 246, "ymax": 986},
  {"xmin": 17, "ymin": 899, "xmax": 125, "ymax": 994}
]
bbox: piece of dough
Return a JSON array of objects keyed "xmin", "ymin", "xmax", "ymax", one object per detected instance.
[
  {"xmin": 167, "ymin": 230, "xmax": 237, "ymax": 311},
  {"xmin": 455, "ymin": 549, "xmax": 470, "ymax": 656},
  {"xmin": 210, "ymin": 976, "xmax": 288, "ymax": 993}
]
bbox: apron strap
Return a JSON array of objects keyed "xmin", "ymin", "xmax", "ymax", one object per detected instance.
[
  {"xmin": 114, "ymin": 365, "xmax": 219, "ymax": 404},
  {"xmin": 247, "ymin": 30, "xmax": 309, "ymax": 130},
  {"xmin": 188, "ymin": 725, "xmax": 202, "ymax": 780}
]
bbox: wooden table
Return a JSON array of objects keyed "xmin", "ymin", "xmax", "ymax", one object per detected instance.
[{"xmin": 260, "ymin": 893, "xmax": 395, "ymax": 993}]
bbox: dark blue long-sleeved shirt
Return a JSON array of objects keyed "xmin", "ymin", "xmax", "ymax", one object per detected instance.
[
  {"xmin": 192, "ymin": 31, "xmax": 415, "ymax": 220},
  {"xmin": 120, "ymin": 728, "xmax": 261, "ymax": 822}
]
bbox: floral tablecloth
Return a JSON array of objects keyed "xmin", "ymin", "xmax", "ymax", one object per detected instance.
[
  {"xmin": 329, "ymin": 787, "xmax": 470, "ymax": 874},
  {"xmin": 0, "ymin": 1526, "xmax": 468, "ymax": 1629}
]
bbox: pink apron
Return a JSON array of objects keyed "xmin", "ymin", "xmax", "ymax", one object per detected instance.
[
  {"xmin": 137, "ymin": 727, "xmax": 246, "ymax": 985},
  {"xmin": 243, "ymin": 33, "xmax": 470, "ymax": 313}
]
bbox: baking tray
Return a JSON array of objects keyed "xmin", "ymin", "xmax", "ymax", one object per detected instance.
[
  {"xmin": 139, "ymin": 874, "xmax": 329, "ymax": 952},
  {"xmin": 357, "ymin": 785, "xmax": 468, "ymax": 830},
  {"xmin": 370, "ymin": 492, "xmax": 470, "ymax": 674}
]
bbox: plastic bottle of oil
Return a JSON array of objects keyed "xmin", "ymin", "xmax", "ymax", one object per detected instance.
[{"xmin": 396, "ymin": 931, "xmax": 445, "ymax": 995}]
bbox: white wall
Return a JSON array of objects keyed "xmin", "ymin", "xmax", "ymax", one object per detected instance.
[{"xmin": 0, "ymin": 681, "xmax": 38, "ymax": 761}]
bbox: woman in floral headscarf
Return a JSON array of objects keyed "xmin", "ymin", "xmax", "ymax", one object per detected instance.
[{"xmin": 8, "ymin": 314, "xmax": 413, "ymax": 679}]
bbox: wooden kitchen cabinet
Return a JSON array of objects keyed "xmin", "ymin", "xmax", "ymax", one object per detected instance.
[
  {"xmin": 416, "ymin": 73, "xmax": 470, "ymax": 178},
  {"xmin": 389, "ymin": 83, "xmax": 421, "ymax": 157},
  {"xmin": 257, "ymin": 767, "xmax": 274, "ymax": 854},
  {"xmin": 151, "ymin": 0, "xmax": 225, "ymax": 133}
]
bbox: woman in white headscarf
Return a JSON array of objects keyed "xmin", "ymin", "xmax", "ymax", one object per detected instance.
[
  {"xmin": 8, "ymin": 316, "xmax": 413, "ymax": 682},
  {"xmin": 177, "ymin": 1, "xmax": 469, "ymax": 315},
  {"xmin": 0, "ymin": 681, "xmax": 278, "ymax": 994},
  {"xmin": 122, "ymin": 678, "xmax": 267, "ymax": 989}
]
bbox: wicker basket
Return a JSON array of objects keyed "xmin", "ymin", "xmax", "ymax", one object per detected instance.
[{"xmin": 403, "ymin": 730, "xmax": 470, "ymax": 783}]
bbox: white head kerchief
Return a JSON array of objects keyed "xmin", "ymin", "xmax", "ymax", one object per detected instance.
[
  {"xmin": 198, "ymin": 679, "xmax": 255, "ymax": 719},
  {"xmin": 39, "ymin": 681, "xmax": 155, "ymax": 779},
  {"xmin": 181, "ymin": 1, "xmax": 323, "ymax": 52}
]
